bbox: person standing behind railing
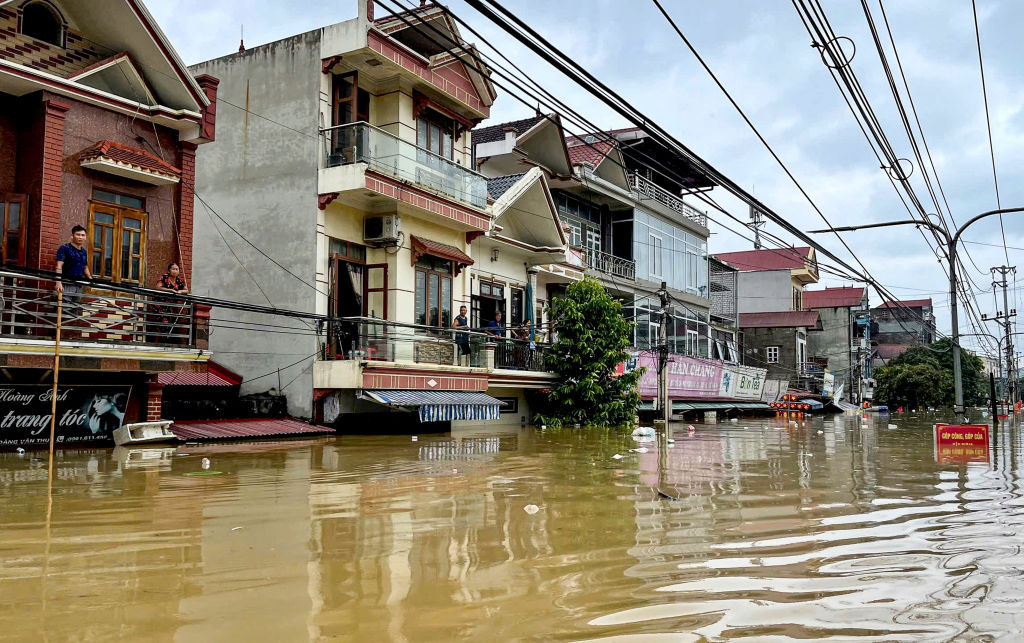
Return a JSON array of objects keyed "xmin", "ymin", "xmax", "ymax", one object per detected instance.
[
  {"xmin": 486, "ymin": 311, "xmax": 505, "ymax": 339},
  {"xmin": 54, "ymin": 225, "xmax": 91, "ymax": 333},
  {"xmin": 155, "ymin": 262, "xmax": 189, "ymax": 343},
  {"xmin": 452, "ymin": 305, "xmax": 471, "ymax": 365}
]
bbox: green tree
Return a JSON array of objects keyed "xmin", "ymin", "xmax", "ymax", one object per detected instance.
[
  {"xmin": 875, "ymin": 338, "xmax": 986, "ymax": 407},
  {"xmin": 535, "ymin": 277, "xmax": 642, "ymax": 427}
]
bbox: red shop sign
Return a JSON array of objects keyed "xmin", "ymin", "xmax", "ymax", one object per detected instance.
[{"xmin": 934, "ymin": 423, "xmax": 990, "ymax": 463}]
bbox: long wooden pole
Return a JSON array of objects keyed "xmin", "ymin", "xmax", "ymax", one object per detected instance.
[{"xmin": 48, "ymin": 290, "xmax": 63, "ymax": 463}]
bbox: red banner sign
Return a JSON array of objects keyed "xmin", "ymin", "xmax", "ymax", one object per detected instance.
[{"xmin": 934, "ymin": 424, "xmax": 990, "ymax": 463}]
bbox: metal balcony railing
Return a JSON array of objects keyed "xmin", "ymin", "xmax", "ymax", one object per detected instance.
[
  {"xmin": 585, "ymin": 248, "xmax": 636, "ymax": 281},
  {"xmin": 320, "ymin": 121, "xmax": 488, "ymax": 209},
  {"xmin": 324, "ymin": 316, "xmax": 551, "ymax": 371},
  {"xmin": 0, "ymin": 271, "xmax": 197, "ymax": 347},
  {"xmin": 628, "ymin": 174, "xmax": 708, "ymax": 227}
]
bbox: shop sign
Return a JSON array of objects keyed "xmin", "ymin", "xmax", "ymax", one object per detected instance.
[
  {"xmin": 934, "ymin": 423, "xmax": 990, "ymax": 464},
  {"xmin": 0, "ymin": 385, "xmax": 132, "ymax": 448}
]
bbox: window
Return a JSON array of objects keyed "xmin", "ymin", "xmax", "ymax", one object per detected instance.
[
  {"xmin": 89, "ymin": 192, "xmax": 146, "ymax": 284},
  {"xmin": 415, "ymin": 255, "xmax": 452, "ymax": 327},
  {"xmin": 650, "ymin": 233, "xmax": 663, "ymax": 278},
  {"xmin": 766, "ymin": 346, "xmax": 780, "ymax": 364},
  {"xmin": 793, "ymin": 287, "xmax": 802, "ymax": 311},
  {"xmin": 417, "ymin": 112, "xmax": 455, "ymax": 160},
  {"xmin": 797, "ymin": 337, "xmax": 806, "ymax": 367},
  {"xmin": 332, "ymin": 72, "xmax": 369, "ymax": 126},
  {"xmin": 561, "ymin": 218, "xmax": 582, "ymax": 248},
  {"xmin": 1, "ymin": 194, "xmax": 28, "ymax": 266},
  {"xmin": 20, "ymin": 1, "xmax": 64, "ymax": 48},
  {"xmin": 510, "ymin": 287, "xmax": 524, "ymax": 326},
  {"xmin": 585, "ymin": 228, "xmax": 601, "ymax": 258},
  {"xmin": 479, "ymin": 280, "xmax": 504, "ymax": 299}
]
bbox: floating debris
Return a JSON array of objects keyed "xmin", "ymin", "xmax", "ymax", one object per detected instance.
[
  {"xmin": 611, "ymin": 454, "xmax": 624, "ymax": 460},
  {"xmin": 632, "ymin": 426, "xmax": 655, "ymax": 437},
  {"xmin": 411, "ymin": 436, "xmax": 418, "ymax": 442},
  {"xmin": 630, "ymin": 447, "xmax": 648, "ymax": 454},
  {"xmin": 523, "ymin": 504, "xmax": 540, "ymax": 514},
  {"xmin": 201, "ymin": 458, "xmax": 211, "ymax": 470}
]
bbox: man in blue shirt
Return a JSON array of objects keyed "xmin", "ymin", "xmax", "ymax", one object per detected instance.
[
  {"xmin": 485, "ymin": 311, "xmax": 505, "ymax": 339},
  {"xmin": 55, "ymin": 225, "xmax": 91, "ymax": 300}
]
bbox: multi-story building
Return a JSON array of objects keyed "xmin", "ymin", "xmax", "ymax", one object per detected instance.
[
  {"xmin": 0, "ymin": 0, "xmax": 217, "ymax": 446},
  {"xmin": 191, "ymin": 1, "xmax": 569, "ymax": 427},
  {"xmin": 709, "ymin": 256, "xmax": 740, "ymax": 362},
  {"xmin": 804, "ymin": 286, "xmax": 868, "ymax": 401},
  {"xmin": 713, "ymin": 247, "xmax": 821, "ymax": 387},
  {"xmin": 871, "ymin": 298, "xmax": 935, "ymax": 353}
]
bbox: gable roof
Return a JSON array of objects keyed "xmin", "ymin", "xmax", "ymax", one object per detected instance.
[
  {"xmin": 803, "ymin": 287, "xmax": 865, "ymax": 309},
  {"xmin": 474, "ymin": 116, "xmax": 544, "ymax": 145},
  {"xmin": 487, "ymin": 173, "xmax": 526, "ymax": 200},
  {"xmin": 739, "ymin": 310, "xmax": 820, "ymax": 329},
  {"xmin": 713, "ymin": 247, "xmax": 812, "ymax": 272},
  {"xmin": 565, "ymin": 137, "xmax": 615, "ymax": 168},
  {"xmin": 874, "ymin": 298, "xmax": 932, "ymax": 310},
  {"xmin": 79, "ymin": 139, "xmax": 182, "ymax": 183}
]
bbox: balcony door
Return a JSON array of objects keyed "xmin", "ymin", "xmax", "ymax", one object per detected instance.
[
  {"xmin": 0, "ymin": 194, "xmax": 27, "ymax": 266},
  {"xmin": 330, "ymin": 72, "xmax": 370, "ymax": 165}
]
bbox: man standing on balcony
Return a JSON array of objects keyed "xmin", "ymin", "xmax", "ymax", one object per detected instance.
[
  {"xmin": 453, "ymin": 305, "xmax": 471, "ymax": 365},
  {"xmin": 55, "ymin": 225, "xmax": 91, "ymax": 299},
  {"xmin": 486, "ymin": 311, "xmax": 505, "ymax": 339}
]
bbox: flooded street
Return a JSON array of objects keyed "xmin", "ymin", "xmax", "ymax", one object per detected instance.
[{"xmin": 1, "ymin": 413, "xmax": 1022, "ymax": 641}]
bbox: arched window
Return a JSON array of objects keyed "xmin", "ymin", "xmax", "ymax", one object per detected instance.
[{"xmin": 20, "ymin": 1, "xmax": 64, "ymax": 48}]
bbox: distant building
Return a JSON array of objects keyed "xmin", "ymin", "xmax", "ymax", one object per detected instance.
[
  {"xmin": 737, "ymin": 310, "xmax": 821, "ymax": 385},
  {"xmin": 871, "ymin": 298, "xmax": 935, "ymax": 367},
  {"xmin": 804, "ymin": 286, "xmax": 868, "ymax": 401}
]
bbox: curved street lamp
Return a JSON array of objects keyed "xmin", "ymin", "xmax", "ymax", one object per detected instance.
[{"xmin": 811, "ymin": 206, "xmax": 1024, "ymax": 413}]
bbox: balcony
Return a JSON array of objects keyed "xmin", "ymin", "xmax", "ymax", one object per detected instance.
[
  {"xmin": 628, "ymin": 174, "xmax": 708, "ymax": 227},
  {"xmin": 0, "ymin": 270, "xmax": 209, "ymax": 360},
  {"xmin": 320, "ymin": 122, "xmax": 487, "ymax": 210},
  {"xmin": 585, "ymin": 248, "xmax": 636, "ymax": 281},
  {"xmin": 315, "ymin": 317, "xmax": 554, "ymax": 391}
]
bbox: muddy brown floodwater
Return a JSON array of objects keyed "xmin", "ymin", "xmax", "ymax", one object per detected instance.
[{"xmin": 0, "ymin": 413, "xmax": 1022, "ymax": 641}]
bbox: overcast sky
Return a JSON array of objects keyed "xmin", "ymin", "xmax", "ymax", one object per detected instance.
[{"xmin": 149, "ymin": 0, "xmax": 1024, "ymax": 355}]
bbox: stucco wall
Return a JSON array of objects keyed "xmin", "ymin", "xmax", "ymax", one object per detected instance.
[
  {"xmin": 743, "ymin": 326, "xmax": 804, "ymax": 382},
  {"xmin": 737, "ymin": 270, "xmax": 793, "ymax": 313},
  {"xmin": 189, "ymin": 31, "xmax": 322, "ymax": 418},
  {"xmin": 807, "ymin": 306, "xmax": 853, "ymax": 399}
]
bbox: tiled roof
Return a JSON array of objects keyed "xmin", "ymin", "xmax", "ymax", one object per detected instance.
[
  {"xmin": 712, "ymin": 247, "xmax": 812, "ymax": 271},
  {"xmin": 874, "ymin": 298, "xmax": 932, "ymax": 310},
  {"xmin": 739, "ymin": 310, "xmax": 820, "ymax": 328},
  {"xmin": 473, "ymin": 115, "xmax": 545, "ymax": 145},
  {"xmin": 875, "ymin": 344, "xmax": 911, "ymax": 359},
  {"xmin": 157, "ymin": 361, "xmax": 243, "ymax": 387},
  {"xmin": 411, "ymin": 235, "xmax": 474, "ymax": 274},
  {"xmin": 803, "ymin": 287, "xmax": 865, "ymax": 309},
  {"xmin": 79, "ymin": 140, "xmax": 181, "ymax": 178},
  {"xmin": 566, "ymin": 139, "xmax": 614, "ymax": 167},
  {"xmin": 487, "ymin": 173, "xmax": 526, "ymax": 200},
  {"xmin": 168, "ymin": 418, "xmax": 334, "ymax": 441}
]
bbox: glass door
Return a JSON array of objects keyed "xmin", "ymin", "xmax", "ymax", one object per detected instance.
[{"xmin": 1, "ymin": 194, "xmax": 28, "ymax": 266}]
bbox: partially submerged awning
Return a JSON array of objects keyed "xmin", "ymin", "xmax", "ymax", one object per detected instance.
[
  {"xmin": 168, "ymin": 418, "xmax": 334, "ymax": 441},
  {"xmin": 362, "ymin": 389, "xmax": 502, "ymax": 422}
]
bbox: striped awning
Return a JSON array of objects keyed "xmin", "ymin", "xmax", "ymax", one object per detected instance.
[{"xmin": 361, "ymin": 390, "xmax": 502, "ymax": 423}]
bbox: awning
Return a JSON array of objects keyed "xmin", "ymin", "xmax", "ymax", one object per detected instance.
[
  {"xmin": 799, "ymin": 398, "xmax": 825, "ymax": 411},
  {"xmin": 168, "ymin": 418, "xmax": 334, "ymax": 441},
  {"xmin": 157, "ymin": 371, "xmax": 237, "ymax": 387},
  {"xmin": 732, "ymin": 402, "xmax": 773, "ymax": 410},
  {"xmin": 410, "ymin": 236, "xmax": 474, "ymax": 276},
  {"xmin": 362, "ymin": 389, "xmax": 502, "ymax": 422},
  {"xmin": 685, "ymin": 401, "xmax": 738, "ymax": 411}
]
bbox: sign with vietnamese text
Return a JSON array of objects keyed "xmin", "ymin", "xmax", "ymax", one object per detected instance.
[
  {"xmin": 934, "ymin": 423, "xmax": 990, "ymax": 464},
  {"xmin": 719, "ymin": 364, "xmax": 767, "ymax": 400},
  {"xmin": 634, "ymin": 354, "xmax": 722, "ymax": 399},
  {"xmin": 822, "ymin": 371, "xmax": 836, "ymax": 397},
  {"xmin": 0, "ymin": 385, "xmax": 132, "ymax": 448}
]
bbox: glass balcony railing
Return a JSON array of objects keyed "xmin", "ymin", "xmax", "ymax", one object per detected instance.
[{"xmin": 320, "ymin": 121, "xmax": 487, "ymax": 209}]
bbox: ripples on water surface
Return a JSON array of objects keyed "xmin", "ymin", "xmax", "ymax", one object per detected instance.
[{"xmin": 0, "ymin": 413, "xmax": 1022, "ymax": 641}]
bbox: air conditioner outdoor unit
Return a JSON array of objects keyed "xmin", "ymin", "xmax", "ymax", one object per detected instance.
[{"xmin": 364, "ymin": 214, "xmax": 401, "ymax": 244}]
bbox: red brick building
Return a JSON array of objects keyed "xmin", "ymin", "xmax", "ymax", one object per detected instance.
[{"xmin": 0, "ymin": 0, "xmax": 217, "ymax": 446}]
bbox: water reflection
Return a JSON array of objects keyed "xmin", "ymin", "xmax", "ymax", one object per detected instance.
[{"xmin": 0, "ymin": 416, "xmax": 1022, "ymax": 640}]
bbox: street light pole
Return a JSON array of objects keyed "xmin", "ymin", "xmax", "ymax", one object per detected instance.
[{"xmin": 811, "ymin": 207, "xmax": 1024, "ymax": 413}]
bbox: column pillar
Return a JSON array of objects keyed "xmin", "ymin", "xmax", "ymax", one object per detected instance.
[
  {"xmin": 146, "ymin": 381, "xmax": 165, "ymax": 422},
  {"xmin": 39, "ymin": 99, "xmax": 70, "ymax": 272},
  {"xmin": 177, "ymin": 141, "xmax": 197, "ymax": 281}
]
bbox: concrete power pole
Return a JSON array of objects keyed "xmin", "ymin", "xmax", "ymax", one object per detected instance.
[
  {"xmin": 657, "ymin": 282, "xmax": 670, "ymax": 425},
  {"xmin": 990, "ymin": 266, "xmax": 1017, "ymax": 406},
  {"xmin": 749, "ymin": 205, "xmax": 764, "ymax": 250}
]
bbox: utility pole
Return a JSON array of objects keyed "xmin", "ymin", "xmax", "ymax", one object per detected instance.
[
  {"xmin": 989, "ymin": 266, "xmax": 1017, "ymax": 408},
  {"xmin": 657, "ymin": 281, "xmax": 670, "ymax": 425},
  {"xmin": 749, "ymin": 205, "xmax": 764, "ymax": 250}
]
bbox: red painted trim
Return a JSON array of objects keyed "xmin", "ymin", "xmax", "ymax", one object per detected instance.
[
  {"xmin": 318, "ymin": 192, "xmax": 339, "ymax": 210},
  {"xmin": 0, "ymin": 63, "xmax": 202, "ymax": 123},
  {"xmin": 322, "ymin": 55, "xmax": 343, "ymax": 74},
  {"xmin": 364, "ymin": 171, "xmax": 489, "ymax": 230}
]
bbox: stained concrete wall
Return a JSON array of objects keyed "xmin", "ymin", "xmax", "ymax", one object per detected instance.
[
  {"xmin": 736, "ymin": 270, "xmax": 794, "ymax": 313},
  {"xmin": 189, "ymin": 30, "xmax": 323, "ymax": 418},
  {"xmin": 807, "ymin": 306, "xmax": 853, "ymax": 400},
  {"xmin": 743, "ymin": 326, "xmax": 804, "ymax": 382}
]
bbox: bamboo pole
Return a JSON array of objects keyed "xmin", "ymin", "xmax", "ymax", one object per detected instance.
[{"xmin": 48, "ymin": 289, "xmax": 63, "ymax": 463}]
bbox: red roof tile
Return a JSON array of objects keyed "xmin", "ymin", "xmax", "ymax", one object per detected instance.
[
  {"xmin": 411, "ymin": 235, "xmax": 474, "ymax": 275},
  {"xmin": 803, "ymin": 287, "xmax": 865, "ymax": 309},
  {"xmin": 565, "ymin": 139, "xmax": 614, "ymax": 167},
  {"xmin": 874, "ymin": 298, "xmax": 932, "ymax": 309},
  {"xmin": 739, "ymin": 310, "xmax": 820, "ymax": 328},
  {"xmin": 875, "ymin": 344, "xmax": 911, "ymax": 359},
  {"xmin": 79, "ymin": 140, "xmax": 181, "ymax": 179},
  {"xmin": 168, "ymin": 418, "xmax": 334, "ymax": 441},
  {"xmin": 713, "ymin": 247, "xmax": 813, "ymax": 271}
]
